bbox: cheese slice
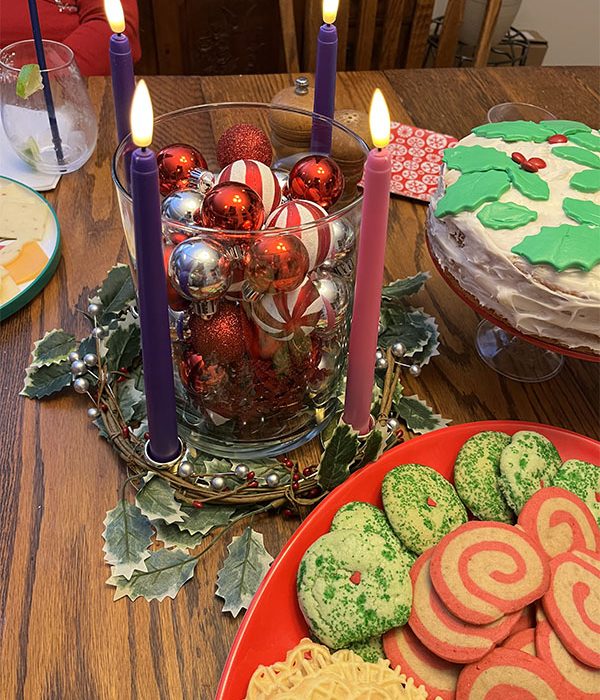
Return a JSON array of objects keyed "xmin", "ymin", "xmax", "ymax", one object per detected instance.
[{"xmin": 3, "ymin": 241, "xmax": 48, "ymax": 284}]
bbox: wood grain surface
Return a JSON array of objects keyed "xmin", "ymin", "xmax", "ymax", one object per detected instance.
[{"xmin": 1, "ymin": 68, "xmax": 599, "ymax": 700}]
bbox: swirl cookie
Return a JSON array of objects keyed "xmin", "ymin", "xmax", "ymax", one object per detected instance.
[
  {"xmin": 536, "ymin": 607, "xmax": 600, "ymax": 699},
  {"xmin": 408, "ymin": 548, "xmax": 521, "ymax": 663},
  {"xmin": 511, "ymin": 605, "xmax": 537, "ymax": 635},
  {"xmin": 453, "ymin": 431, "xmax": 514, "ymax": 523},
  {"xmin": 502, "ymin": 628, "xmax": 536, "ymax": 656},
  {"xmin": 518, "ymin": 487, "xmax": 600, "ymax": 559},
  {"xmin": 383, "ymin": 624, "xmax": 461, "ymax": 700},
  {"xmin": 499, "ymin": 431, "xmax": 562, "ymax": 514},
  {"xmin": 429, "ymin": 521, "xmax": 550, "ymax": 624},
  {"xmin": 456, "ymin": 648, "xmax": 567, "ymax": 699},
  {"xmin": 542, "ymin": 549, "xmax": 600, "ymax": 668},
  {"xmin": 382, "ymin": 464, "xmax": 467, "ymax": 554},
  {"xmin": 553, "ymin": 459, "xmax": 600, "ymax": 527},
  {"xmin": 297, "ymin": 529, "xmax": 412, "ymax": 649}
]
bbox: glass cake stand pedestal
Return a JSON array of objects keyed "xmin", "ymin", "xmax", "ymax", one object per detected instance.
[{"xmin": 426, "ymin": 237, "xmax": 599, "ymax": 382}]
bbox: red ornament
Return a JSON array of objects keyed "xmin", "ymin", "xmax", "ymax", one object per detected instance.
[
  {"xmin": 511, "ymin": 152, "xmax": 526, "ymax": 165},
  {"xmin": 199, "ymin": 181, "xmax": 265, "ymax": 232},
  {"xmin": 216, "ymin": 159, "xmax": 282, "ymax": 216},
  {"xmin": 163, "ymin": 247, "xmax": 191, "ymax": 311},
  {"xmin": 245, "ymin": 235, "xmax": 309, "ymax": 295},
  {"xmin": 157, "ymin": 143, "xmax": 207, "ymax": 196},
  {"xmin": 547, "ymin": 134, "xmax": 568, "ymax": 144},
  {"xmin": 187, "ymin": 301, "xmax": 247, "ymax": 364},
  {"xmin": 529, "ymin": 157, "xmax": 547, "ymax": 169},
  {"xmin": 217, "ymin": 123, "xmax": 272, "ymax": 168},
  {"xmin": 178, "ymin": 351, "xmax": 226, "ymax": 395},
  {"xmin": 288, "ymin": 155, "xmax": 344, "ymax": 209},
  {"xmin": 522, "ymin": 160, "xmax": 539, "ymax": 173}
]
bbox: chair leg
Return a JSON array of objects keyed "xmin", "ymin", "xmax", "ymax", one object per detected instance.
[
  {"xmin": 473, "ymin": 0, "xmax": 502, "ymax": 68},
  {"xmin": 279, "ymin": 0, "xmax": 300, "ymax": 73}
]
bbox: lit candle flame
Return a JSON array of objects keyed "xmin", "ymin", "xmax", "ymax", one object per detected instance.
[
  {"xmin": 130, "ymin": 80, "xmax": 153, "ymax": 148},
  {"xmin": 104, "ymin": 0, "xmax": 126, "ymax": 33},
  {"xmin": 323, "ymin": 0, "xmax": 339, "ymax": 24},
  {"xmin": 369, "ymin": 89, "xmax": 390, "ymax": 149}
]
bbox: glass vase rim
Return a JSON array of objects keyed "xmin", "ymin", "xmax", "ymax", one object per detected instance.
[
  {"xmin": 111, "ymin": 101, "xmax": 368, "ymax": 237},
  {"xmin": 0, "ymin": 39, "xmax": 74, "ymax": 73}
]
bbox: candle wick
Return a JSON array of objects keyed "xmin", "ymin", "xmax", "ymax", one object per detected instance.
[{"xmin": 377, "ymin": 147, "xmax": 382, "ymax": 152}]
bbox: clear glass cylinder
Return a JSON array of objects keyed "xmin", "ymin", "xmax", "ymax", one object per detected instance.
[{"xmin": 112, "ymin": 102, "xmax": 367, "ymax": 458}]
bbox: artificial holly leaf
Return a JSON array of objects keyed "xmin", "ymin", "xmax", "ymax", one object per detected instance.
[
  {"xmin": 477, "ymin": 202, "xmax": 538, "ymax": 230},
  {"xmin": 563, "ymin": 197, "xmax": 600, "ymax": 226},
  {"xmin": 178, "ymin": 504, "xmax": 236, "ymax": 536},
  {"xmin": 568, "ymin": 131, "xmax": 600, "ymax": 152},
  {"xmin": 193, "ymin": 457, "xmax": 233, "ymax": 476},
  {"xmin": 512, "ymin": 224, "xmax": 600, "ymax": 272},
  {"xmin": 472, "ymin": 121, "xmax": 552, "ymax": 143},
  {"xmin": 318, "ymin": 421, "xmax": 359, "ymax": 491},
  {"xmin": 30, "ymin": 329, "xmax": 76, "ymax": 367},
  {"xmin": 215, "ymin": 527, "xmax": 273, "ymax": 617},
  {"xmin": 320, "ymin": 406, "xmax": 344, "ymax": 444},
  {"xmin": 152, "ymin": 519, "xmax": 204, "ymax": 551},
  {"xmin": 118, "ymin": 376, "xmax": 146, "ymax": 424},
  {"xmin": 20, "ymin": 360, "xmax": 72, "ymax": 399},
  {"xmin": 353, "ymin": 423, "xmax": 388, "ymax": 472},
  {"xmin": 135, "ymin": 474, "xmax": 185, "ymax": 524},
  {"xmin": 409, "ymin": 316, "xmax": 440, "ymax": 366},
  {"xmin": 107, "ymin": 548, "xmax": 197, "ymax": 602},
  {"xmin": 105, "ymin": 324, "xmax": 141, "ymax": 373},
  {"xmin": 443, "ymin": 145, "xmax": 514, "ymax": 173},
  {"xmin": 395, "ymin": 395, "xmax": 451, "ymax": 435},
  {"xmin": 379, "ymin": 306, "xmax": 431, "ymax": 356},
  {"xmin": 552, "ymin": 146, "xmax": 600, "ymax": 170},
  {"xmin": 435, "ymin": 170, "xmax": 511, "ymax": 218},
  {"xmin": 93, "ymin": 416, "xmax": 110, "ymax": 441},
  {"xmin": 94, "ymin": 264, "xmax": 136, "ymax": 323},
  {"xmin": 77, "ymin": 335, "xmax": 97, "ymax": 360},
  {"xmin": 570, "ymin": 169, "xmax": 600, "ymax": 194},
  {"xmin": 102, "ymin": 500, "xmax": 153, "ymax": 580},
  {"xmin": 539, "ymin": 120, "xmax": 591, "ymax": 136},
  {"xmin": 507, "ymin": 163, "xmax": 549, "ymax": 201},
  {"xmin": 381, "ymin": 272, "xmax": 430, "ymax": 302}
]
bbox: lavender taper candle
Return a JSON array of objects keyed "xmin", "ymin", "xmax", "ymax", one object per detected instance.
[{"xmin": 310, "ymin": 0, "xmax": 339, "ymax": 154}]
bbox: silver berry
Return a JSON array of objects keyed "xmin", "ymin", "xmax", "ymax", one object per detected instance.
[
  {"xmin": 92, "ymin": 326, "xmax": 106, "ymax": 339},
  {"xmin": 234, "ymin": 464, "xmax": 249, "ymax": 479},
  {"xmin": 409, "ymin": 363, "xmax": 422, "ymax": 377},
  {"xmin": 178, "ymin": 461, "xmax": 194, "ymax": 478},
  {"xmin": 387, "ymin": 417, "xmax": 400, "ymax": 431},
  {"xmin": 375, "ymin": 349, "xmax": 384, "ymax": 361},
  {"xmin": 87, "ymin": 407, "xmax": 100, "ymax": 419},
  {"xmin": 87, "ymin": 302, "xmax": 100, "ymax": 316},
  {"xmin": 211, "ymin": 475, "xmax": 226, "ymax": 491},
  {"xmin": 70, "ymin": 359, "xmax": 87, "ymax": 376},
  {"xmin": 68, "ymin": 351, "xmax": 80, "ymax": 363},
  {"xmin": 391, "ymin": 342, "xmax": 406, "ymax": 359},
  {"xmin": 83, "ymin": 353, "xmax": 98, "ymax": 367},
  {"xmin": 375, "ymin": 356, "xmax": 388, "ymax": 370},
  {"xmin": 265, "ymin": 472, "xmax": 280, "ymax": 488},
  {"xmin": 73, "ymin": 377, "xmax": 90, "ymax": 394}
]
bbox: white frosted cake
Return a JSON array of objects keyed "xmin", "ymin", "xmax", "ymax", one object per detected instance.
[{"xmin": 428, "ymin": 119, "xmax": 600, "ymax": 355}]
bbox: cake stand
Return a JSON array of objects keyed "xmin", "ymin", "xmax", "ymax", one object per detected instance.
[{"xmin": 426, "ymin": 236, "xmax": 599, "ymax": 382}]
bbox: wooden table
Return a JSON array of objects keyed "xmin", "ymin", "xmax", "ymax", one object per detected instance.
[{"xmin": 1, "ymin": 67, "xmax": 599, "ymax": 699}]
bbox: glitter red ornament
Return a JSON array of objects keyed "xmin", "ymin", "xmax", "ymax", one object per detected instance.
[
  {"xmin": 199, "ymin": 181, "xmax": 265, "ymax": 232},
  {"xmin": 217, "ymin": 123, "xmax": 272, "ymax": 168},
  {"xmin": 288, "ymin": 155, "xmax": 344, "ymax": 209},
  {"xmin": 244, "ymin": 235, "xmax": 310, "ymax": 295},
  {"xmin": 157, "ymin": 143, "xmax": 207, "ymax": 196},
  {"xmin": 187, "ymin": 301, "xmax": 247, "ymax": 364}
]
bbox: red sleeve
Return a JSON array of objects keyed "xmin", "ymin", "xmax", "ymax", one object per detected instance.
[{"xmin": 63, "ymin": 0, "xmax": 141, "ymax": 76}]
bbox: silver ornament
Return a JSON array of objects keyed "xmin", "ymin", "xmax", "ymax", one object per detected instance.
[
  {"xmin": 70, "ymin": 359, "xmax": 86, "ymax": 376},
  {"xmin": 92, "ymin": 326, "xmax": 106, "ymax": 339},
  {"xmin": 376, "ymin": 356, "xmax": 388, "ymax": 370},
  {"xmin": 188, "ymin": 168, "xmax": 215, "ymax": 194},
  {"xmin": 87, "ymin": 302, "xmax": 100, "ymax": 316},
  {"xmin": 375, "ymin": 349, "xmax": 384, "ymax": 361},
  {"xmin": 325, "ymin": 218, "xmax": 356, "ymax": 267},
  {"xmin": 73, "ymin": 377, "xmax": 89, "ymax": 393},
  {"xmin": 169, "ymin": 237, "xmax": 231, "ymax": 302},
  {"xmin": 68, "ymin": 350, "xmax": 80, "ymax": 362},
  {"xmin": 210, "ymin": 475, "xmax": 226, "ymax": 491},
  {"xmin": 313, "ymin": 271, "xmax": 349, "ymax": 333},
  {"xmin": 178, "ymin": 461, "xmax": 194, "ymax": 478},
  {"xmin": 161, "ymin": 189, "xmax": 205, "ymax": 225},
  {"xmin": 234, "ymin": 464, "xmax": 249, "ymax": 479},
  {"xmin": 387, "ymin": 417, "xmax": 400, "ymax": 431},
  {"xmin": 409, "ymin": 364, "xmax": 422, "ymax": 377},
  {"xmin": 391, "ymin": 342, "xmax": 406, "ymax": 359},
  {"xmin": 272, "ymin": 168, "xmax": 289, "ymax": 198},
  {"xmin": 265, "ymin": 472, "xmax": 280, "ymax": 488},
  {"xmin": 87, "ymin": 407, "xmax": 100, "ymax": 419},
  {"xmin": 83, "ymin": 353, "xmax": 98, "ymax": 367}
]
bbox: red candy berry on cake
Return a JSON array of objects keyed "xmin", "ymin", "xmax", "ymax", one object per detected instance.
[
  {"xmin": 217, "ymin": 124, "xmax": 272, "ymax": 168},
  {"xmin": 522, "ymin": 160, "xmax": 539, "ymax": 173},
  {"xmin": 511, "ymin": 152, "xmax": 526, "ymax": 165},
  {"xmin": 547, "ymin": 134, "xmax": 568, "ymax": 143},
  {"xmin": 157, "ymin": 143, "xmax": 207, "ymax": 196},
  {"xmin": 529, "ymin": 157, "xmax": 547, "ymax": 169}
]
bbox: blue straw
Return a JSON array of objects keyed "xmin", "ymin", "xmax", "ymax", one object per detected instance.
[{"xmin": 26, "ymin": 0, "xmax": 65, "ymax": 166}]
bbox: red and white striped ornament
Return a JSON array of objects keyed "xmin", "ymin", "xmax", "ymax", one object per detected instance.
[
  {"xmin": 216, "ymin": 159, "xmax": 282, "ymax": 216},
  {"xmin": 265, "ymin": 199, "xmax": 331, "ymax": 271},
  {"xmin": 250, "ymin": 277, "xmax": 324, "ymax": 341}
]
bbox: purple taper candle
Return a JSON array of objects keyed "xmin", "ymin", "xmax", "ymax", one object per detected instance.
[
  {"xmin": 129, "ymin": 80, "xmax": 180, "ymax": 463},
  {"xmin": 310, "ymin": 0, "xmax": 339, "ymax": 154},
  {"xmin": 104, "ymin": 0, "xmax": 135, "ymax": 144}
]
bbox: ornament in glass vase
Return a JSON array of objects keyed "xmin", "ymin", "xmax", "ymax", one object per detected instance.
[
  {"xmin": 185, "ymin": 301, "xmax": 248, "ymax": 365},
  {"xmin": 217, "ymin": 123, "xmax": 272, "ymax": 168},
  {"xmin": 312, "ymin": 269, "xmax": 350, "ymax": 335},
  {"xmin": 198, "ymin": 181, "xmax": 265, "ymax": 232},
  {"xmin": 288, "ymin": 155, "xmax": 344, "ymax": 208},
  {"xmin": 216, "ymin": 159, "xmax": 282, "ymax": 216},
  {"xmin": 242, "ymin": 234, "xmax": 310, "ymax": 299},
  {"xmin": 161, "ymin": 188, "xmax": 205, "ymax": 227},
  {"xmin": 157, "ymin": 143, "xmax": 207, "ymax": 196}
]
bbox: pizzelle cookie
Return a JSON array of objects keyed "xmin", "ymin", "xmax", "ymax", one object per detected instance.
[
  {"xmin": 501, "ymin": 628, "xmax": 536, "ymax": 656},
  {"xmin": 553, "ymin": 459, "xmax": 600, "ymax": 527},
  {"xmin": 499, "ymin": 431, "xmax": 562, "ymax": 514},
  {"xmin": 383, "ymin": 624, "xmax": 461, "ymax": 700},
  {"xmin": 408, "ymin": 548, "xmax": 521, "ymax": 663},
  {"xmin": 382, "ymin": 464, "xmax": 467, "ymax": 554},
  {"xmin": 453, "ymin": 431, "xmax": 514, "ymax": 523},
  {"xmin": 297, "ymin": 529, "xmax": 412, "ymax": 649},
  {"xmin": 456, "ymin": 648, "xmax": 567, "ymax": 699},
  {"xmin": 517, "ymin": 486, "xmax": 600, "ymax": 559},
  {"xmin": 429, "ymin": 521, "xmax": 550, "ymax": 624},
  {"xmin": 542, "ymin": 549, "xmax": 600, "ymax": 668}
]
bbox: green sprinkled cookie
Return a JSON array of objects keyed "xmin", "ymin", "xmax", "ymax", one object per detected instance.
[
  {"xmin": 346, "ymin": 635, "xmax": 384, "ymax": 663},
  {"xmin": 499, "ymin": 431, "xmax": 562, "ymax": 514},
  {"xmin": 454, "ymin": 431, "xmax": 514, "ymax": 523},
  {"xmin": 552, "ymin": 459, "xmax": 600, "ymax": 526},
  {"xmin": 381, "ymin": 463, "xmax": 468, "ymax": 554},
  {"xmin": 297, "ymin": 529, "xmax": 412, "ymax": 649}
]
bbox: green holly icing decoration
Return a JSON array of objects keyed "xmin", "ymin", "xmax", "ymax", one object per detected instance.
[
  {"xmin": 512, "ymin": 224, "xmax": 600, "ymax": 272},
  {"xmin": 435, "ymin": 170, "xmax": 511, "ymax": 218},
  {"xmin": 472, "ymin": 121, "xmax": 552, "ymax": 143},
  {"xmin": 477, "ymin": 202, "xmax": 538, "ymax": 230},
  {"xmin": 507, "ymin": 163, "xmax": 550, "ymax": 200},
  {"xmin": 443, "ymin": 145, "xmax": 514, "ymax": 173},
  {"xmin": 539, "ymin": 120, "xmax": 591, "ymax": 136},
  {"xmin": 568, "ymin": 131, "xmax": 600, "ymax": 153},
  {"xmin": 563, "ymin": 198, "xmax": 600, "ymax": 226},
  {"xmin": 552, "ymin": 146, "xmax": 600, "ymax": 169},
  {"xmin": 570, "ymin": 169, "xmax": 600, "ymax": 193}
]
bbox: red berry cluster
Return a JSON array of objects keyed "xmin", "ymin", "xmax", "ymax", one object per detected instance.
[{"xmin": 511, "ymin": 152, "xmax": 547, "ymax": 173}]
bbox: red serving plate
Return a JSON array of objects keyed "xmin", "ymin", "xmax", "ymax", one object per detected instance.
[{"xmin": 216, "ymin": 421, "xmax": 600, "ymax": 700}]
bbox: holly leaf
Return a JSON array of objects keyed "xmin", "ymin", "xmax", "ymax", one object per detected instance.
[
  {"xmin": 409, "ymin": 315, "xmax": 440, "ymax": 366},
  {"xmin": 396, "ymin": 395, "xmax": 451, "ymax": 434},
  {"xmin": 568, "ymin": 131, "xmax": 600, "ymax": 152},
  {"xmin": 354, "ymin": 423, "xmax": 388, "ymax": 472},
  {"xmin": 507, "ymin": 163, "xmax": 549, "ymax": 201},
  {"xmin": 570, "ymin": 169, "xmax": 600, "ymax": 194},
  {"xmin": 102, "ymin": 500, "xmax": 153, "ymax": 580},
  {"xmin": 215, "ymin": 527, "xmax": 273, "ymax": 617},
  {"xmin": 93, "ymin": 416, "xmax": 110, "ymax": 441},
  {"xmin": 379, "ymin": 306, "xmax": 431, "ymax": 356},
  {"xmin": 20, "ymin": 360, "xmax": 72, "ymax": 399},
  {"xmin": 443, "ymin": 145, "xmax": 514, "ymax": 173},
  {"xmin": 435, "ymin": 170, "xmax": 511, "ymax": 218},
  {"xmin": 105, "ymin": 323, "xmax": 141, "ymax": 373},
  {"xmin": 552, "ymin": 146, "xmax": 600, "ymax": 169},
  {"xmin": 540, "ymin": 120, "xmax": 591, "ymax": 136},
  {"xmin": 381, "ymin": 272, "xmax": 430, "ymax": 302},
  {"xmin": 318, "ymin": 421, "xmax": 359, "ymax": 491},
  {"xmin": 512, "ymin": 224, "xmax": 600, "ymax": 272},
  {"xmin": 118, "ymin": 375, "xmax": 146, "ymax": 424},
  {"xmin": 563, "ymin": 197, "xmax": 600, "ymax": 226},
  {"xmin": 472, "ymin": 121, "xmax": 552, "ymax": 143},
  {"xmin": 135, "ymin": 474, "xmax": 185, "ymax": 524},
  {"xmin": 178, "ymin": 504, "xmax": 236, "ymax": 536},
  {"xmin": 477, "ymin": 202, "xmax": 538, "ymax": 230},
  {"xmin": 152, "ymin": 519, "xmax": 205, "ymax": 551},
  {"xmin": 107, "ymin": 548, "xmax": 197, "ymax": 602},
  {"xmin": 77, "ymin": 335, "xmax": 97, "ymax": 360},
  {"xmin": 30, "ymin": 329, "xmax": 76, "ymax": 367},
  {"xmin": 94, "ymin": 264, "xmax": 136, "ymax": 323}
]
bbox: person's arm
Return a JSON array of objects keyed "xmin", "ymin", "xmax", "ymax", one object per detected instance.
[{"xmin": 63, "ymin": 0, "xmax": 141, "ymax": 76}]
